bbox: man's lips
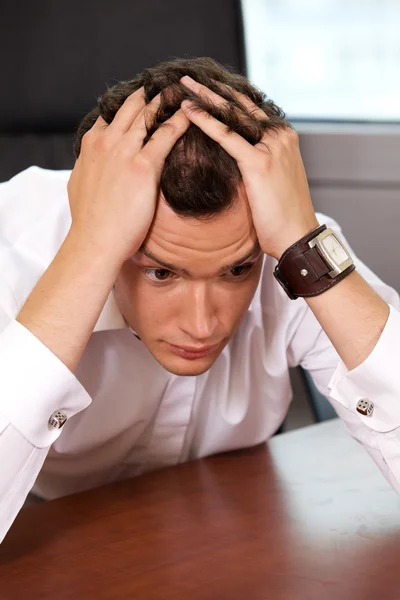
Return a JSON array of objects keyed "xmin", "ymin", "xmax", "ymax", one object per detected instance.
[
  {"xmin": 166, "ymin": 342, "xmax": 220, "ymax": 359},
  {"xmin": 171, "ymin": 343, "xmax": 219, "ymax": 352}
]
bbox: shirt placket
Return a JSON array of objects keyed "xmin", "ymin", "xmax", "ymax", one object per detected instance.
[{"xmin": 144, "ymin": 375, "xmax": 197, "ymax": 469}]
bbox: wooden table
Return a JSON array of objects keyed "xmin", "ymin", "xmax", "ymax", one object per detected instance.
[{"xmin": 1, "ymin": 419, "xmax": 400, "ymax": 599}]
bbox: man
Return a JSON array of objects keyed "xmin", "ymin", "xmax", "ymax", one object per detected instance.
[{"xmin": 0, "ymin": 57, "xmax": 399, "ymax": 543}]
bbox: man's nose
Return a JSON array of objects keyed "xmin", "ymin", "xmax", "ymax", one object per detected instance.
[{"xmin": 180, "ymin": 284, "xmax": 218, "ymax": 341}]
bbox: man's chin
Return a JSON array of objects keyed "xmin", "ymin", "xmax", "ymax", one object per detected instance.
[{"xmin": 157, "ymin": 356, "xmax": 218, "ymax": 376}]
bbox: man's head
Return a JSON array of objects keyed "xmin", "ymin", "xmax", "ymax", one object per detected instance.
[{"xmin": 74, "ymin": 57, "xmax": 287, "ymax": 375}]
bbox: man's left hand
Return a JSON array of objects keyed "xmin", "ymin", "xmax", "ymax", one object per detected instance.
[{"xmin": 180, "ymin": 76, "xmax": 319, "ymax": 260}]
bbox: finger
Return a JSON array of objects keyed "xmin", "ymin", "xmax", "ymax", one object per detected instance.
[
  {"xmin": 254, "ymin": 122, "xmax": 297, "ymax": 154},
  {"xmin": 90, "ymin": 115, "xmax": 108, "ymax": 132},
  {"xmin": 181, "ymin": 79, "xmax": 282, "ymax": 154},
  {"xmin": 120, "ymin": 92, "xmax": 164, "ymax": 155},
  {"xmin": 212, "ymin": 80, "xmax": 269, "ymax": 122},
  {"xmin": 139, "ymin": 108, "xmax": 191, "ymax": 169},
  {"xmin": 180, "ymin": 101, "xmax": 255, "ymax": 165},
  {"xmin": 126, "ymin": 91, "xmax": 163, "ymax": 138},
  {"xmin": 108, "ymin": 86, "xmax": 147, "ymax": 133},
  {"xmin": 181, "ymin": 76, "xmax": 229, "ymax": 109},
  {"xmin": 181, "ymin": 76, "xmax": 268, "ymax": 122}
]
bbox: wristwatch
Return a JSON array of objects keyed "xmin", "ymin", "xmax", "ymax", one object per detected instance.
[{"xmin": 273, "ymin": 224, "xmax": 356, "ymax": 299}]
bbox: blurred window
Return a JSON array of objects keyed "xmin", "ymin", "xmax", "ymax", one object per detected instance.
[{"xmin": 241, "ymin": 0, "xmax": 400, "ymax": 121}]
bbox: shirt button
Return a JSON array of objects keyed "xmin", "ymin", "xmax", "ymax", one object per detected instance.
[
  {"xmin": 48, "ymin": 410, "xmax": 68, "ymax": 429},
  {"xmin": 356, "ymin": 398, "xmax": 374, "ymax": 417}
]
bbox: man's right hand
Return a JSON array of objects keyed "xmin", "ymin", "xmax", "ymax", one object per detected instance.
[
  {"xmin": 67, "ymin": 86, "xmax": 190, "ymax": 267},
  {"xmin": 15, "ymin": 86, "xmax": 190, "ymax": 374}
]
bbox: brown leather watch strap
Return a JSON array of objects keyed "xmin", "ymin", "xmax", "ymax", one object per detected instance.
[{"xmin": 273, "ymin": 224, "xmax": 356, "ymax": 299}]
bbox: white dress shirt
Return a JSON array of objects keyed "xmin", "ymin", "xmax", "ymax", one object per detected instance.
[{"xmin": 1, "ymin": 166, "xmax": 400, "ymax": 543}]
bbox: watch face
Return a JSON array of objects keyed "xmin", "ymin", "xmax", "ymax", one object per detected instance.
[{"xmin": 321, "ymin": 234, "xmax": 349, "ymax": 264}]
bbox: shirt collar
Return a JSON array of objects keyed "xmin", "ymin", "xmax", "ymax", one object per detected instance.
[{"xmin": 93, "ymin": 289, "xmax": 130, "ymax": 333}]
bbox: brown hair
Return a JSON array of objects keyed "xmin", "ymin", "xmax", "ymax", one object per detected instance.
[{"xmin": 73, "ymin": 57, "xmax": 287, "ymax": 218}]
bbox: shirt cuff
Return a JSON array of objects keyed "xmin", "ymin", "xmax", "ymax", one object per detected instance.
[
  {"xmin": 0, "ymin": 319, "xmax": 92, "ymax": 448},
  {"xmin": 328, "ymin": 304, "xmax": 400, "ymax": 432}
]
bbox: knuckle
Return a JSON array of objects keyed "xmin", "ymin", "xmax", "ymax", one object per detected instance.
[
  {"xmin": 119, "ymin": 139, "xmax": 139, "ymax": 160},
  {"xmin": 260, "ymin": 154, "xmax": 271, "ymax": 170},
  {"xmin": 80, "ymin": 129, "xmax": 95, "ymax": 150},
  {"xmin": 253, "ymin": 152, "xmax": 270, "ymax": 171},
  {"xmin": 117, "ymin": 141, "xmax": 132, "ymax": 158},
  {"xmin": 223, "ymin": 122, "xmax": 231, "ymax": 134},
  {"xmin": 81, "ymin": 129, "xmax": 113, "ymax": 155},
  {"xmin": 93, "ymin": 133, "xmax": 113, "ymax": 153},
  {"xmin": 288, "ymin": 127, "xmax": 299, "ymax": 143},
  {"xmin": 125, "ymin": 91, "xmax": 137, "ymax": 102},
  {"xmin": 157, "ymin": 121, "xmax": 178, "ymax": 136},
  {"xmin": 134, "ymin": 153, "xmax": 152, "ymax": 171},
  {"xmin": 123, "ymin": 93, "xmax": 139, "ymax": 109}
]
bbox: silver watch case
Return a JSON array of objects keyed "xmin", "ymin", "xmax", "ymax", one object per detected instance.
[{"xmin": 308, "ymin": 228, "xmax": 354, "ymax": 277}]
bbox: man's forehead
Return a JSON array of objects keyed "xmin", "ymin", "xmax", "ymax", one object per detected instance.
[
  {"xmin": 137, "ymin": 193, "xmax": 260, "ymax": 276},
  {"xmin": 147, "ymin": 189, "xmax": 255, "ymax": 249}
]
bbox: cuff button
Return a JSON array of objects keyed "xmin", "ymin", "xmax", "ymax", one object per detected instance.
[
  {"xmin": 49, "ymin": 410, "xmax": 68, "ymax": 429},
  {"xmin": 356, "ymin": 399, "xmax": 374, "ymax": 417}
]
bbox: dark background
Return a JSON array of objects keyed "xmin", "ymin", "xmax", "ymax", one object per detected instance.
[{"xmin": 0, "ymin": 0, "xmax": 245, "ymax": 181}]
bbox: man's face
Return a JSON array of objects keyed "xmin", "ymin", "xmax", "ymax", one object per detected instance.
[{"xmin": 113, "ymin": 185, "xmax": 263, "ymax": 376}]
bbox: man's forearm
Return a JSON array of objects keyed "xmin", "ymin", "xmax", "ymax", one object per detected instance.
[
  {"xmin": 305, "ymin": 270, "xmax": 390, "ymax": 371},
  {"xmin": 17, "ymin": 229, "xmax": 122, "ymax": 373}
]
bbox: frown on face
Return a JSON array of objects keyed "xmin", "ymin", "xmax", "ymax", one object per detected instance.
[{"xmin": 113, "ymin": 185, "xmax": 263, "ymax": 376}]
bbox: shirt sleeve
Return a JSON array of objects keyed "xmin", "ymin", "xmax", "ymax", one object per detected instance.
[
  {"xmin": 286, "ymin": 212, "xmax": 400, "ymax": 494},
  {"xmin": 0, "ymin": 277, "xmax": 92, "ymax": 543}
]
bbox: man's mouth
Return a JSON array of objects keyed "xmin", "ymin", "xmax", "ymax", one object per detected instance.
[{"xmin": 166, "ymin": 342, "xmax": 220, "ymax": 360}]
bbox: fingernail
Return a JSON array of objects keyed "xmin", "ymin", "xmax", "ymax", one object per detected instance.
[
  {"xmin": 181, "ymin": 100, "xmax": 194, "ymax": 110},
  {"xmin": 181, "ymin": 75, "xmax": 196, "ymax": 86}
]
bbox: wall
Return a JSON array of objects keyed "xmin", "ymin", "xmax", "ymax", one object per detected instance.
[{"xmin": 299, "ymin": 123, "xmax": 400, "ymax": 293}]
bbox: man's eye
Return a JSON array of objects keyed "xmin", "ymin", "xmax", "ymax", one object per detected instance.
[
  {"xmin": 144, "ymin": 268, "xmax": 172, "ymax": 282},
  {"xmin": 229, "ymin": 264, "xmax": 252, "ymax": 278}
]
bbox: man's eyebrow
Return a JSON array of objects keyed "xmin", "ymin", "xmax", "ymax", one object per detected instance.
[
  {"xmin": 138, "ymin": 241, "xmax": 261, "ymax": 278},
  {"xmin": 139, "ymin": 248, "xmax": 191, "ymax": 276},
  {"xmin": 216, "ymin": 242, "xmax": 262, "ymax": 274}
]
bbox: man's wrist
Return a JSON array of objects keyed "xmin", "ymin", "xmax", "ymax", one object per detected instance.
[
  {"xmin": 269, "ymin": 218, "xmax": 320, "ymax": 261},
  {"xmin": 64, "ymin": 227, "xmax": 124, "ymax": 278}
]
